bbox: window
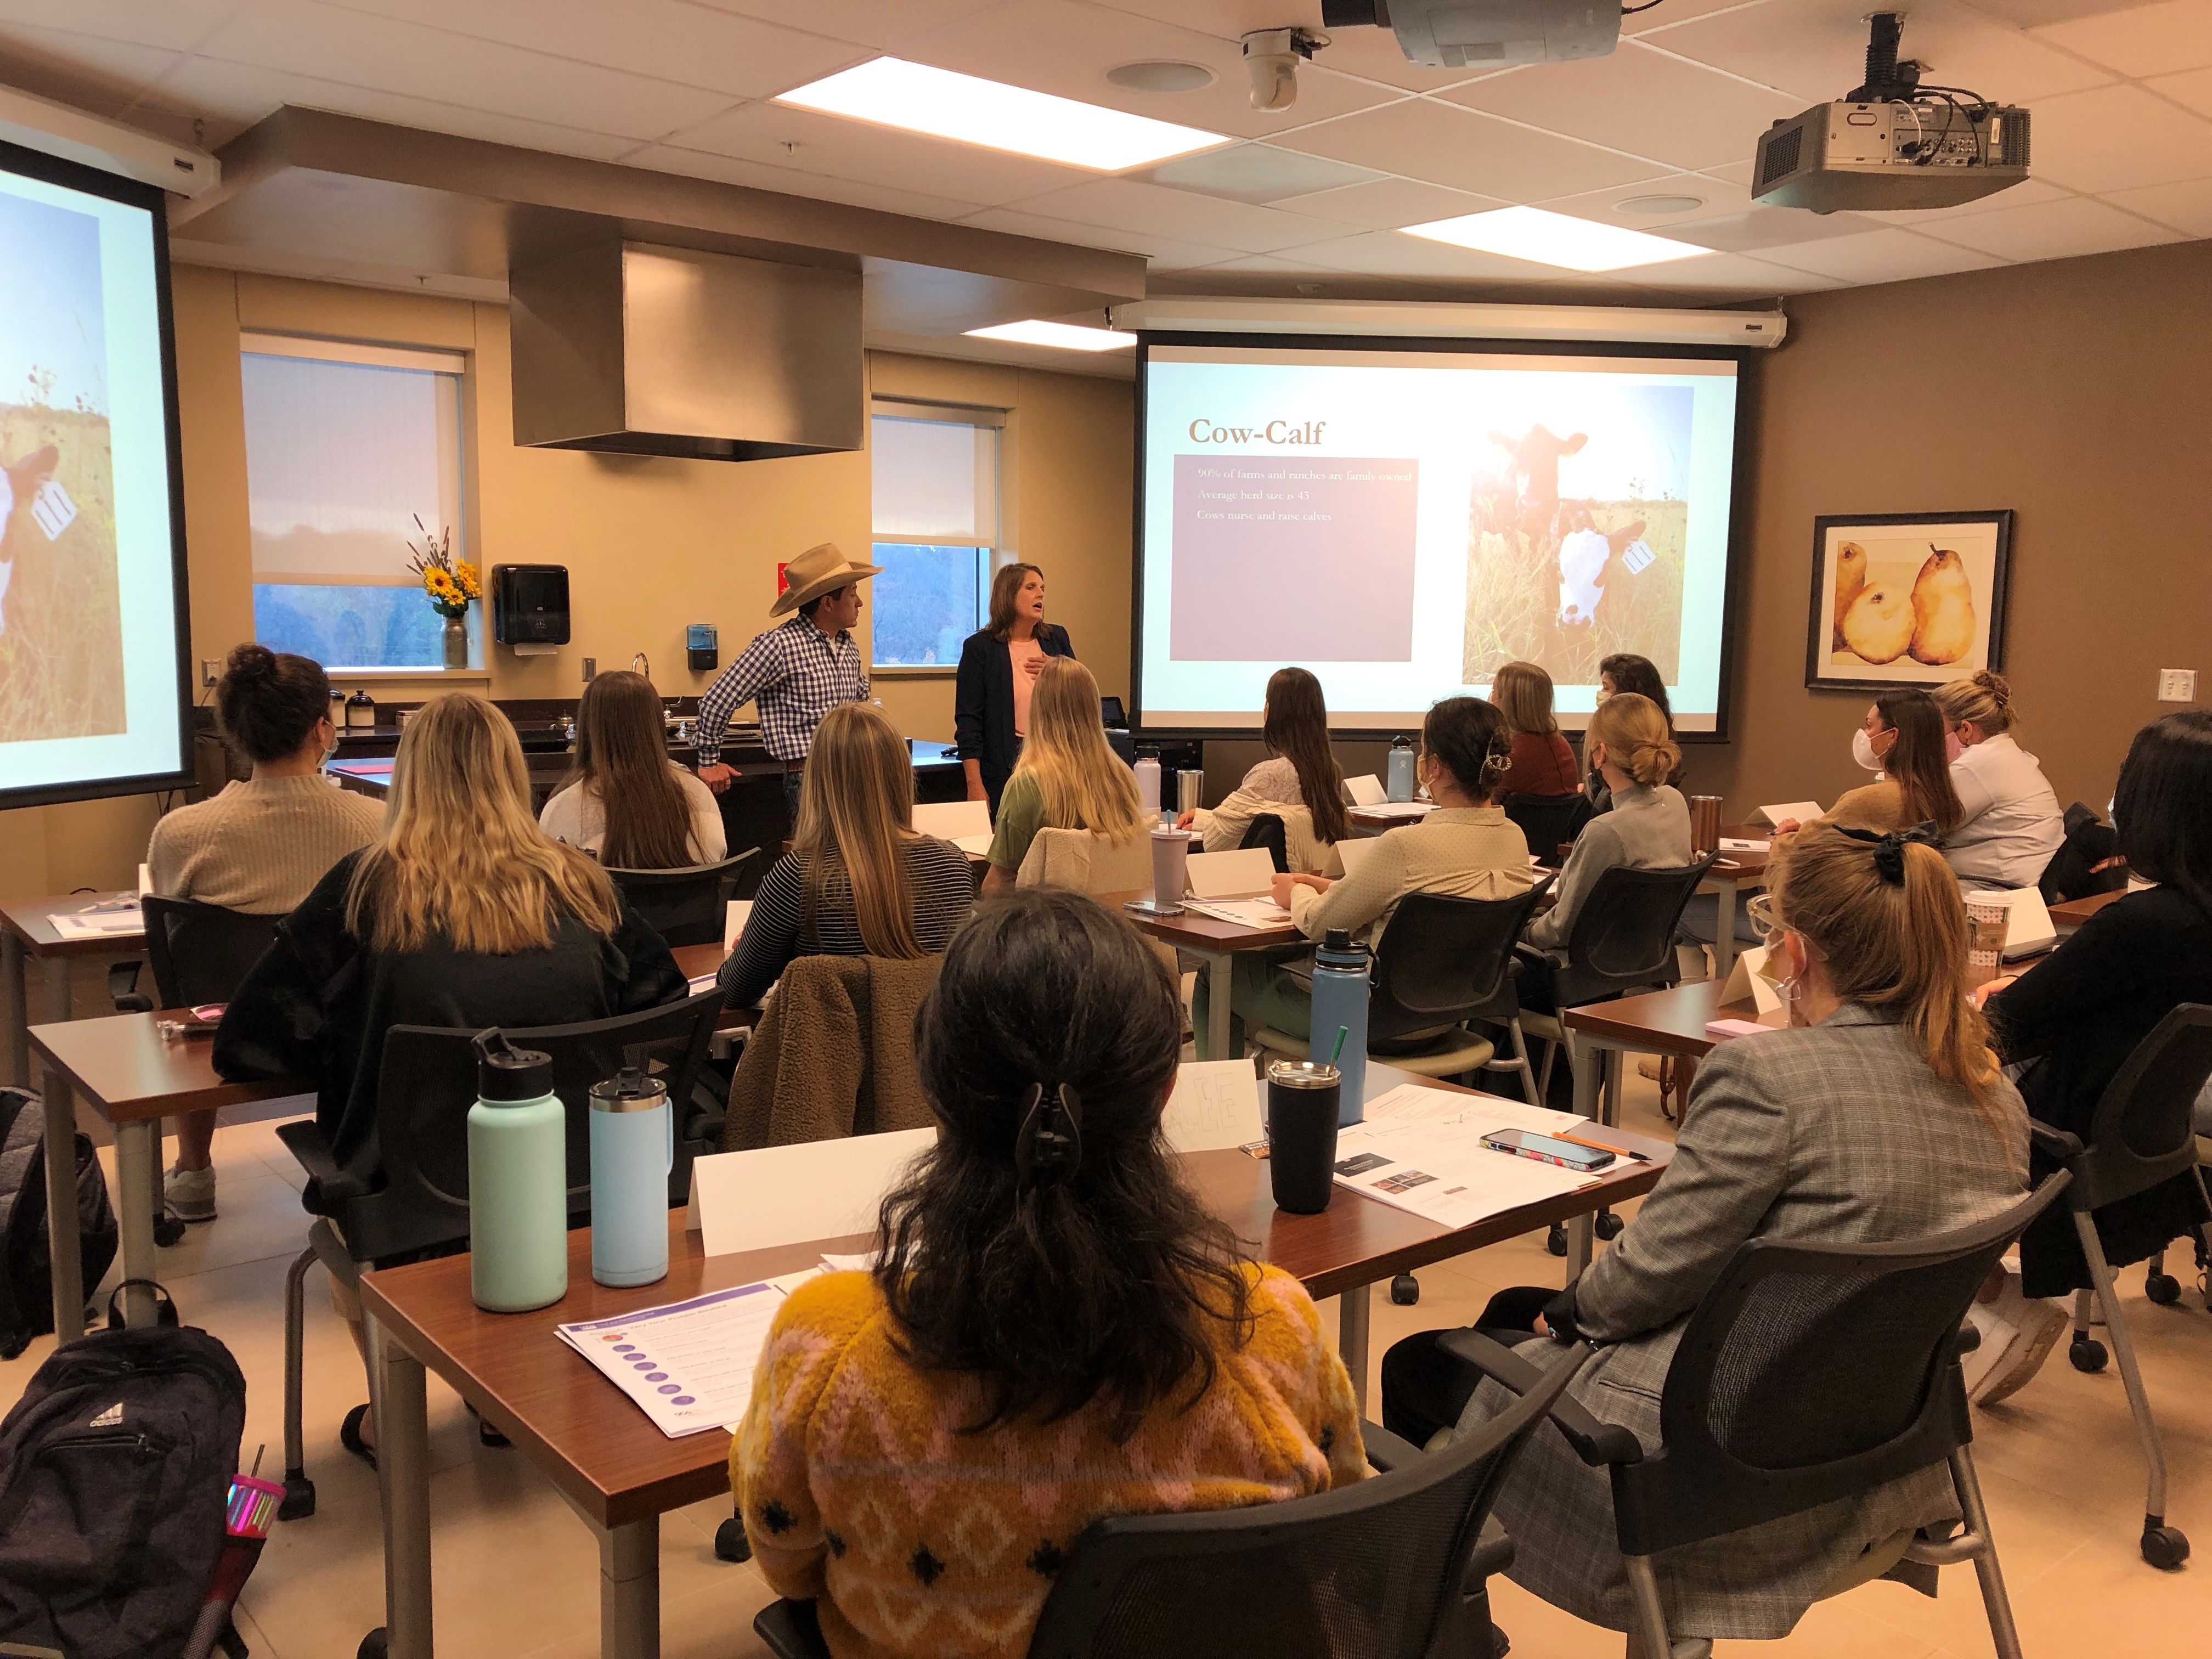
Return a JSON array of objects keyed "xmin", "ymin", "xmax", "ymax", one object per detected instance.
[
  {"xmin": 868, "ymin": 403, "xmax": 1002, "ymax": 668},
  {"xmin": 242, "ymin": 335, "xmax": 474, "ymax": 671}
]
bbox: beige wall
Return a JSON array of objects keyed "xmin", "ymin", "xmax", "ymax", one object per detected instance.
[{"xmin": 0, "ymin": 270, "xmax": 1133, "ymax": 893}]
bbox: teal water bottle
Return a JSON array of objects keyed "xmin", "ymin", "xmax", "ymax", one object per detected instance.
[
  {"xmin": 1307, "ymin": 929, "xmax": 1372, "ymax": 1127},
  {"xmin": 1386, "ymin": 737, "xmax": 1417, "ymax": 803},
  {"xmin": 468, "ymin": 1029, "xmax": 569, "ymax": 1313}
]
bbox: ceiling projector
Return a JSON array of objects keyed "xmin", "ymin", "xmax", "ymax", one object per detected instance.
[
  {"xmin": 1319, "ymin": 0, "xmax": 1620, "ymax": 69},
  {"xmin": 1754, "ymin": 12, "xmax": 2029, "ymax": 213}
]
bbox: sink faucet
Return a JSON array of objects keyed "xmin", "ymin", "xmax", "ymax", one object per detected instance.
[{"xmin": 631, "ymin": 651, "xmax": 650, "ymax": 681}]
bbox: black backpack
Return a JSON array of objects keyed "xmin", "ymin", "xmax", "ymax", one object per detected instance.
[
  {"xmin": 0, "ymin": 1087, "xmax": 119, "ymax": 1361},
  {"xmin": 0, "ymin": 1323, "xmax": 247, "ymax": 1659}
]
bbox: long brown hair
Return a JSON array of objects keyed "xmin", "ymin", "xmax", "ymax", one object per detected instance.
[
  {"xmin": 347, "ymin": 693, "xmax": 620, "ymax": 953},
  {"xmin": 986, "ymin": 562, "xmax": 1043, "ymax": 641},
  {"xmin": 565, "ymin": 671, "xmax": 695, "ymax": 869},
  {"xmin": 1008, "ymin": 659, "xmax": 1146, "ymax": 845},
  {"xmin": 1490, "ymin": 661, "xmax": 1558, "ymax": 739},
  {"xmin": 1261, "ymin": 667, "xmax": 1349, "ymax": 846},
  {"xmin": 794, "ymin": 702, "xmax": 927, "ymax": 958},
  {"xmin": 1587, "ymin": 692, "xmax": 1681, "ymax": 788},
  {"xmin": 1874, "ymin": 689, "xmax": 1962, "ymax": 837},
  {"xmin": 1773, "ymin": 822, "xmax": 2010, "ymax": 1121}
]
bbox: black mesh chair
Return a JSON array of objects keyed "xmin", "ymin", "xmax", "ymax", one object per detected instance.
[
  {"xmin": 1239, "ymin": 812, "xmax": 1291, "ymax": 874},
  {"xmin": 753, "ymin": 1344, "xmax": 1589, "ymax": 1659},
  {"xmin": 606, "ymin": 850, "xmax": 758, "ymax": 947},
  {"xmin": 2032, "ymin": 1003, "xmax": 2212, "ymax": 1568},
  {"xmin": 270, "ymin": 990, "xmax": 723, "ymax": 1521},
  {"xmin": 1502, "ymin": 791, "xmax": 1590, "ymax": 864},
  {"xmin": 1444, "ymin": 1175, "xmax": 2071, "ymax": 1659}
]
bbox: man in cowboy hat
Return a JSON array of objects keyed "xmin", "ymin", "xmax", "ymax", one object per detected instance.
[{"xmin": 694, "ymin": 542, "xmax": 883, "ymax": 820}]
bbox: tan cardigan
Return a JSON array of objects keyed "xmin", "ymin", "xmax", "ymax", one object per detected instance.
[
  {"xmin": 147, "ymin": 775, "xmax": 385, "ymax": 915},
  {"xmin": 1289, "ymin": 805, "xmax": 1533, "ymax": 947}
]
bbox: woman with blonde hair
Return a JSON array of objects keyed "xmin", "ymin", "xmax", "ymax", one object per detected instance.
[
  {"xmin": 721, "ymin": 701, "xmax": 974, "ymax": 1007},
  {"xmin": 541, "ymin": 669, "xmax": 726, "ymax": 866},
  {"xmin": 1386, "ymin": 821, "xmax": 2028, "ymax": 1643},
  {"xmin": 1491, "ymin": 661, "xmax": 1579, "ymax": 798},
  {"xmin": 981, "ymin": 657, "xmax": 1146, "ymax": 894},
  {"xmin": 1178, "ymin": 665, "xmax": 1350, "ymax": 867},
  {"xmin": 954, "ymin": 561, "xmax": 1075, "ymax": 817},
  {"xmin": 1933, "ymin": 670, "xmax": 2063, "ymax": 888}
]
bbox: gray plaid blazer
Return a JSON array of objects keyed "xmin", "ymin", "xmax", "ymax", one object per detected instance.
[{"xmin": 1468, "ymin": 1004, "xmax": 2029, "ymax": 1640}]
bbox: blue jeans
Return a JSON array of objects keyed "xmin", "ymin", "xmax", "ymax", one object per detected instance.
[{"xmin": 782, "ymin": 766, "xmax": 804, "ymax": 826}]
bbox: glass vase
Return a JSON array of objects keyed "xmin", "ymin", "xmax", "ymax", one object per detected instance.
[{"xmin": 442, "ymin": 613, "xmax": 468, "ymax": 670}]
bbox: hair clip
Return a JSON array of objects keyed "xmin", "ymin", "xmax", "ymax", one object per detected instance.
[
  {"xmin": 1014, "ymin": 1082, "xmax": 1084, "ymax": 1189},
  {"xmin": 1837, "ymin": 821, "xmax": 1939, "ymax": 885}
]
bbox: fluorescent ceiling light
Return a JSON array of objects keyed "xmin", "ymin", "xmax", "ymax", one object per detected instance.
[
  {"xmin": 1400, "ymin": 205, "xmax": 1712, "ymax": 272},
  {"xmin": 965, "ymin": 320, "xmax": 1138, "ymax": 352},
  {"xmin": 776, "ymin": 58, "xmax": 1227, "ymax": 172}
]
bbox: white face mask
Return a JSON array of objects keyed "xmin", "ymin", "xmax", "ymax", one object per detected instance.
[
  {"xmin": 1851, "ymin": 726, "xmax": 1883, "ymax": 774},
  {"xmin": 1944, "ymin": 730, "xmax": 1965, "ymax": 765}
]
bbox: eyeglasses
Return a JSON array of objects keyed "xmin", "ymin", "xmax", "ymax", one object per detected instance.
[{"xmin": 1746, "ymin": 893, "xmax": 1780, "ymax": 943}]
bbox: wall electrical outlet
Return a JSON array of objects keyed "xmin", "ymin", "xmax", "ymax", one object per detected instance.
[
  {"xmin": 582, "ymin": 657, "xmax": 596, "ymax": 682},
  {"xmin": 2158, "ymin": 669, "xmax": 2197, "ymax": 703},
  {"xmin": 202, "ymin": 659, "xmax": 219, "ymax": 687}
]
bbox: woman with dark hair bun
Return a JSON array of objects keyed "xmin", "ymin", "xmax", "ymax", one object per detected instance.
[
  {"xmin": 732, "ymin": 888, "xmax": 1364, "ymax": 1659},
  {"xmin": 145, "ymin": 642, "xmax": 385, "ymax": 1222}
]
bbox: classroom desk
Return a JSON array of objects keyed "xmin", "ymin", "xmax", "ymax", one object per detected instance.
[
  {"xmin": 356, "ymin": 1063, "xmax": 1672, "ymax": 1659},
  {"xmin": 1105, "ymin": 888, "xmax": 1305, "ymax": 1059},
  {"xmin": 26, "ymin": 943, "xmax": 733, "ymax": 1341},
  {"xmin": 1347, "ymin": 804, "xmax": 1433, "ymax": 836},
  {"xmin": 2050, "ymin": 887, "xmax": 2124, "ymax": 930}
]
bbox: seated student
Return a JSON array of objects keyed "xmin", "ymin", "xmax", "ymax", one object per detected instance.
[
  {"xmin": 1517, "ymin": 691, "xmax": 1689, "ymax": 1012},
  {"xmin": 719, "ymin": 702, "xmax": 973, "ymax": 1009},
  {"xmin": 1769, "ymin": 688, "xmax": 1962, "ymax": 840},
  {"xmin": 1934, "ymin": 670, "xmax": 2063, "ymax": 889},
  {"xmin": 1177, "ymin": 665, "xmax": 1349, "ymax": 869},
  {"xmin": 1193, "ymin": 697, "xmax": 1532, "ymax": 1058},
  {"xmin": 146, "ymin": 642, "xmax": 385, "ymax": 1223},
  {"xmin": 539, "ymin": 669, "xmax": 727, "ymax": 865},
  {"xmin": 1584, "ymin": 652, "xmax": 1682, "ymax": 810},
  {"xmin": 1966, "ymin": 709, "xmax": 2212, "ymax": 1404},
  {"xmin": 980, "ymin": 657, "xmax": 1147, "ymax": 895},
  {"xmin": 733, "ymin": 888, "xmax": 1366, "ymax": 1659},
  {"xmin": 1383, "ymin": 823, "xmax": 2028, "ymax": 1644},
  {"xmin": 1491, "ymin": 660, "xmax": 1580, "ymax": 798}
]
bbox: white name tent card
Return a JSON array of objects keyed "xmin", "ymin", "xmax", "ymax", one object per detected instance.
[
  {"xmin": 912, "ymin": 800, "xmax": 991, "ymax": 842},
  {"xmin": 723, "ymin": 899, "xmax": 754, "ymax": 951},
  {"xmin": 686, "ymin": 1127, "xmax": 934, "ymax": 1260},
  {"xmin": 1164, "ymin": 1060, "xmax": 1266, "ymax": 1154},
  {"xmin": 1718, "ymin": 944, "xmax": 1786, "ymax": 1015},
  {"xmin": 1747, "ymin": 803, "xmax": 1822, "ymax": 829},
  {"xmin": 1344, "ymin": 774, "xmax": 1386, "ymax": 808},
  {"xmin": 1333, "ymin": 836, "xmax": 1381, "ymax": 878},
  {"xmin": 1184, "ymin": 848, "xmax": 1277, "ymax": 898}
]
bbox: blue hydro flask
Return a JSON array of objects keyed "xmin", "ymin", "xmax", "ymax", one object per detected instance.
[
  {"xmin": 1307, "ymin": 928, "xmax": 1372, "ymax": 1127},
  {"xmin": 1386, "ymin": 736, "xmax": 1417, "ymax": 803},
  {"xmin": 589, "ymin": 1066, "xmax": 674, "ymax": 1289}
]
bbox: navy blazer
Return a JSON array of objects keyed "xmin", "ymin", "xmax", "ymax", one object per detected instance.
[{"xmin": 953, "ymin": 623, "xmax": 1075, "ymax": 789}]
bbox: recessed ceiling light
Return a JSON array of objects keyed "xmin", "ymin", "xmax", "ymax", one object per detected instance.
[
  {"xmin": 965, "ymin": 320, "xmax": 1138, "ymax": 352},
  {"xmin": 1106, "ymin": 60, "xmax": 1216, "ymax": 94},
  {"xmin": 1400, "ymin": 206, "xmax": 1712, "ymax": 272},
  {"xmin": 776, "ymin": 58, "xmax": 1227, "ymax": 172},
  {"xmin": 1617, "ymin": 194, "xmax": 1707, "ymax": 216}
]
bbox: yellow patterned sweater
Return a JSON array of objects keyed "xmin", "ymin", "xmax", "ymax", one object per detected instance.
[{"xmin": 731, "ymin": 1264, "xmax": 1367, "ymax": 1659}]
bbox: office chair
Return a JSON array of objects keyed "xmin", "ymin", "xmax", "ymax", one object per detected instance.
[
  {"xmin": 1501, "ymin": 791, "xmax": 1590, "ymax": 864},
  {"xmin": 1443, "ymin": 1173, "xmax": 2072, "ymax": 1659},
  {"xmin": 752, "ymin": 1342, "xmax": 1588, "ymax": 1659},
  {"xmin": 270, "ymin": 991, "xmax": 723, "ymax": 1522},
  {"xmin": 605, "ymin": 849, "xmax": 758, "ymax": 947},
  {"xmin": 2033, "ymin": 1003, "xmax": 2212, "ymax": 1568},
  {"xmin": 1238, "ymin": 812, "xmax": 1291, "ymax": 874}
]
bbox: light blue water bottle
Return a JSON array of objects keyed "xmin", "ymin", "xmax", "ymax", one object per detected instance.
[
  {"xmin": 467, "ymin": 1029, "xmax": 570, "ymax": 1313},
  {"xmin": 590, "ymin": 1066, "xmax": 673, "ymax": 1288},
  {"xmin": 1386, "ymin": 736, "xmax": 1417, "ymax": 803},
  {"xmin": 1307, "ymin": 928, "xmax": 1372, "ymax": 1127}
]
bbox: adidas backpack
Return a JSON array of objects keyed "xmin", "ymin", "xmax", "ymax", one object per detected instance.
[{"xmin": 0, "ymin": 1085, "xmax": 119, "ymax": 1359}]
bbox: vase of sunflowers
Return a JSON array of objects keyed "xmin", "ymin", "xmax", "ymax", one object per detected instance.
[{"xmin": 405, "ymin": 516, "xmax": 480, "ymax": 670}]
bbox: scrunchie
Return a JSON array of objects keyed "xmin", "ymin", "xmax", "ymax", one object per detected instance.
[
  {"xmin": 1014, "ymin": 1082, "xmax": 1084, "ymax": 1189},
  {"xmin": 1837, "ymin": 821, "xmax": 1940, "ymax": 886}
]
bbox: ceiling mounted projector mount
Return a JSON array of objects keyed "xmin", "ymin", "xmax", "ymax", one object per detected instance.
[{"xmin": 1319, "ymin": 0, "xmax": 1623, "ymax": 69}]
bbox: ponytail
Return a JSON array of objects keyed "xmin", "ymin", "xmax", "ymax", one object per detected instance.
[{"xmin": 1892, "ymin": 843, "xmax": 2006, "ymax": 1113}]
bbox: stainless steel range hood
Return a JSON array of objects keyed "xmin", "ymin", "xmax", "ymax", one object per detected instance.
[{"xmin": 509, "ymin": 240, "xmax": 864, "ymax": 461}]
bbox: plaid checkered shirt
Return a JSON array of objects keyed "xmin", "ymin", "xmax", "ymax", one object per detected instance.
[{"xmin": 695, "ymin": 614, "xmax": 869, "ymax": 764}]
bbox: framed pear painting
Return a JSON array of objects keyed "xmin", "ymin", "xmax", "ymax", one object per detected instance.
[{"xmin": 1807, "ymin": 511, "xmax": 2012, "ymax": 693}]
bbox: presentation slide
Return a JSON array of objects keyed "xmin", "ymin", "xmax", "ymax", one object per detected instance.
[
  {"xmin": 0, "ymin": 137, "xmax": 190, "ymax": 808},
  {"xmin": 1135, "ymin": 341, "xmax": 1741, "ymax": 735}
]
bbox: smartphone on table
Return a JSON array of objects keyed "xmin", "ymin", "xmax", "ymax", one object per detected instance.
[{"xmin": 1480, "ymin": 1129, "xmax": 1614, "ymax": 1172}]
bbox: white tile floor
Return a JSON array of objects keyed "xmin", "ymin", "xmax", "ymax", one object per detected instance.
[{"xmin": 6, "ymin": 1071, "xmax": 2209, "ymax": 1657}]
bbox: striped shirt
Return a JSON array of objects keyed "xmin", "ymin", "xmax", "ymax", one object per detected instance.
[
  {"xmin": 719, "ymin": 836, "xmax": 974, "ymax": 1008},
  {"xmin": 696, "ymin": 614, "xmax": 870, "ymax": 764}
]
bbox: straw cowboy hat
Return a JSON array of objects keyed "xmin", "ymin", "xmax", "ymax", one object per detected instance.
[{"xmin": 772, "ymin": 542, "xmax": 882, "ymax": 616}]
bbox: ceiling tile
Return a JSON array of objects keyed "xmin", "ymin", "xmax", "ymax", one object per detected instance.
[
  {"xmin": 1538, "ymin": 171, "xmax": 1757, "ymax": 227},
  {"xmin": 1916, "ymin": 191, "xmax": 2186, "ymax": 258},
  {"xmin": 956, "ymin": 204, "xmax": 1248, "ymax": 270},
  {"xmin": 625, "ymin": 144, "xmax": 992, "ymax": 220},
  {"xmin": 2025, "ymin": 82, "xmax": 2212, "ymax": 191},
  {"xmin": 2028, "ymin": 0, "xmax": 2212, "ymax": 76},
  {"xmin": 1700, "ymin": 157, "xmax": 1757, "ymax": 187},
  {"xmin": 2100, "ymin": 174, "xmax": 2212, "ymax": 234},
  {"xmin": 1281, "ymin": 227, "xmax": 1581, "ymax": 282},
  {"xmin": 1667, "ymin": 206, "xmax": 1884, "ymax": 252},
  {"xmin": 0, "ymin": 24, "xmax": 182, "ymax": 116},
  {"xmin": 1645, "ymin": 0, "xmax": 2116, "ymax": 104},
  {"xmin": 1439, "ymin": 41, "xmax": 1804, "ymax": 173},
  {"xmin": 1621, "ymin": 0, "xmax": 1769, "ymax": 36},
  {"xmin": 1080, "ymin": 1, "xmax": 1501, "ymax": 93},
  {"xmin": 1278, "ymin": 176, "xmax": 1510, "ymax": 229},
  {"xmin": 321, "ymin": 0, "xmax": 868, "ymax": 101},
  {"xmin": 664, "ymin": 100, "xmax": 1097, "ymax": 207},
  {"xmin": 193, "ymin": 0, "xmax": 737, "ymax": 141},
  {"xmin": 688, "ymin": 0, "xmax": 1000, "ymax": 49},
  {"xmin": 2148, "ymin": 65, "xmax": 2212, "ymax": 117},
  {"xmin": 1750, "ymin": 227, "xmax": 2010, "ymax": 282},
  {"xmin": 1857, "ymin": 174, "xmax": 2072, "ymax": 223},
  {"xmin": 994, "ymin": 176, "xmax": 1344, "ymax": 254},
  {"xmin": 0, "ymin": 1, "xmax": 242, "ymax": 54},
  {"xmin": 1135, "ymin": 143, "xmax": 1383, "ymax": 206},
  {"xmin": 1595, "ymin": 249, "xmax": 1840, "ymax": 294},
  {"xmin": 898, "ymin": 0, "xmax": 1401, "ymax": 143},
  {"xmin": 1274, "ymin": 98, "xmax": 1667, "ymax": 200}
]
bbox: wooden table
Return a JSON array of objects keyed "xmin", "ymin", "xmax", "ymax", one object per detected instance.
[
  {"xmin": 2050, "ymin": 887, "xmax": 2125, "ymax": 930},
  {"xmin": 357, "ymin": 1062, "xmax": 1672, "ymax": 1659},
  {"xmin": 1347, "ymin": 803, "xmax": 1435, "ymax": 836},
  {"xmin": 1103, "ymin": 887, "xmax": 1305, "ymax": 1059},
  {"xmin": 26, "ymin": 942, "xmax": 733, "ymax": 1340}
]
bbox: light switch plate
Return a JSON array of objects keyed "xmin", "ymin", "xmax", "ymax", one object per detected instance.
[
  {"xmin": 2158, "ymin": 669, "xmax": 2196, "ymax": 703},
  {"xmin": 582, "ymin": 657, "xmax": 596, "ymax": 682}
]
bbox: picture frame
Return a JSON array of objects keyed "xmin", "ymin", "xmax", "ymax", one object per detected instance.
[{"xmin": 1806, "ymin": 510, "xmax": 2012, "ymax": 693}]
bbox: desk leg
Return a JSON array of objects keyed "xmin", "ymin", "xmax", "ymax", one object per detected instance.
[
  {"xmin": 1206, "ymin": 952, "xmax": 1233, "ymax": 1063},
  {"xmin": 1338, "ymin": 1284, "xmax": 1370, "ymax": 1416},
  {"xmin": 598, "ymin": 1517, "xmax": 661, "ymax": 1659},
  {"xmin": 1711, "ymin": 881, "xmax": 1739, "ymax": 980},
  {"xmin": 2, "ymin": 931, "xmax": 26, "ymax": 1087},
  {"xmin": 1566, "ymin": 1040, "xmax": 1605, "ymax": 1284},
  {"xmin": 39, "ymin": 1064, "xmax": 85, "ymax": 1342},
  {"xmin": 368, "ymin": 1310, "xmax": 435, "ymax": 1659},
  {"xmin": 113, "ymin": 1120, "xmax": 160, "ymax": 1328}
]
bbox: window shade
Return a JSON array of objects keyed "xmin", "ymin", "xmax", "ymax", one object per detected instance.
[{"xmin": 870, "ymin": 414, "xmax": 997, "ymax": 546}]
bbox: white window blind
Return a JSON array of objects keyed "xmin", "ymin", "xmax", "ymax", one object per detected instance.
[{"xmin": 867, "ymin": 403, "xmax": 1006, "ymax": 669}]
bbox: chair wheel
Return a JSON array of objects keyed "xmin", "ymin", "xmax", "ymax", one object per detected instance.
[
  {"xmin": 2068, "ymin": 1335, "xmax": 2108, "ymax": 1373},
  {"xmin": 1390, "ymin": 1273, "xmax": 1420, "ymax": 1306},
  {"xmin": 714, "ymin": 1516, "xmax": 752, "ymax": 1563},
  {"xmin": 1545, "ymin": 1223, "xmax": 1567, "ymax": 1258},
  {"xmin": 278, "ymin": 1472, "xmax": 316, "ymax": 1522},
  {"xmin": 154, "ymin": 1211, "xmax": 188, "ymax": 1248},
  {"xmin": 357, "ymin": 1630, "xmax": 387, "ymax": 1659},
  {"xmin": 2141, "ymin": 1523, "xmax": 2190, "ymax": 1570},
  {"xmin": 1593, "ymin": 1209, "xmax": 1624, "ymax": 1242},
  {"xmin": 2146, "ymin": 1272, "xmax": 2182, "ymax": 1306}
]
